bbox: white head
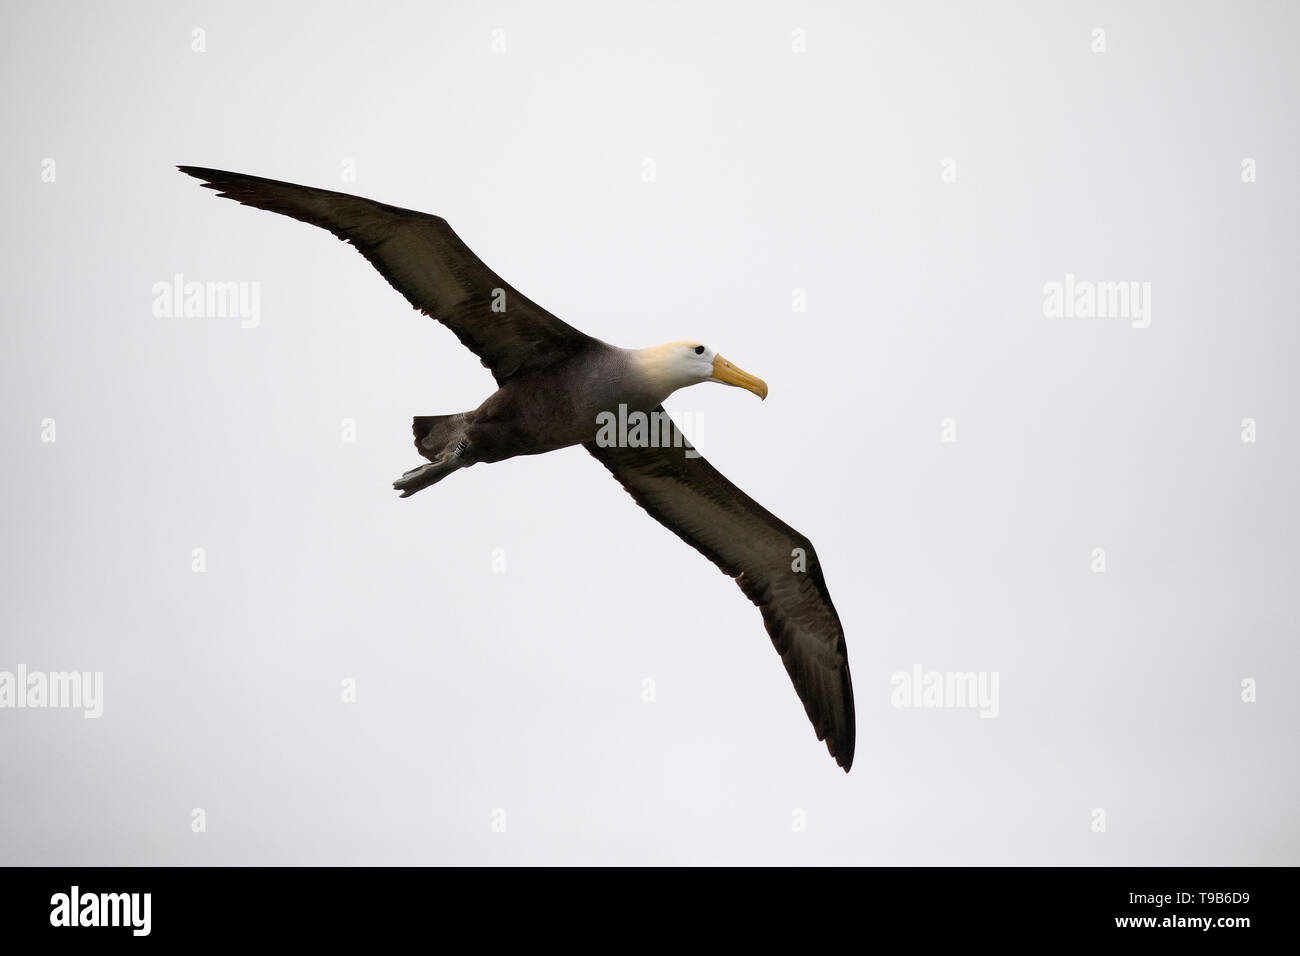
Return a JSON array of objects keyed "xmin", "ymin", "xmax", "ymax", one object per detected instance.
[{"xmin": 632, "ymin": 341, "xmax": 769, "ymax": 403}]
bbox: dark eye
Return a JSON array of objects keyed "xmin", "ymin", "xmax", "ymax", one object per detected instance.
[{"xmin": 694, "ymin": 346, "xmax": 705, "ymax": 355}]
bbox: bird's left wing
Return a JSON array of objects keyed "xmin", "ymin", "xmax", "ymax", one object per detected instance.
[
  {"xmin": 177, "ymin": 166, "xmax": 593, "ymax": 384},
  {"xmin": 584, "ymin": 409, "xmax": 855, "ymax": 770}
]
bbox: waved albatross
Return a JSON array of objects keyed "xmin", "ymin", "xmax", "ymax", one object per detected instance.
[{"xmin": 178, "ymin": 167, "xmax": 855, "ymax": 771}]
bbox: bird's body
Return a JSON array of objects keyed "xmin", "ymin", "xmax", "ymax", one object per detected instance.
[
  {"xmin": 442, "ymin": 345, "xmax": 646, "ymax": 464},
  {"xmin": 179, "ymin": 166, "xmax": 857, "ymax": 770},
  {"xmin": 397, "ymin": 344, "xmax": 642, "ymax": 493}
]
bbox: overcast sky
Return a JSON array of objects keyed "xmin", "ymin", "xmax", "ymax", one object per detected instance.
[{"xmin": 1, "ymin": 0, "xmax": 1296, "ymax": 864}]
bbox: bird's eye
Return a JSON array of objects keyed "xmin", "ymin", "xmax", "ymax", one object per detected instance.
[{"xmin": 694, "ymin": 346, "xmax": 705, "ymax": 355}]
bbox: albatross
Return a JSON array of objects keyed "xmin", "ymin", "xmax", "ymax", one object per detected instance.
[{"xmin": 178, "ymin": 167, "xmax": 856, "ymax": 771}]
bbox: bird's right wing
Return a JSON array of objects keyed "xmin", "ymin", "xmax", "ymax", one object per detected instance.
[
  {"xmin": 178, "ymin": 166, "xmax": 593, "ymax": 384},
  {"xmin": 584, "ymin": 410, "xmax": 855, "ymax": 770}
]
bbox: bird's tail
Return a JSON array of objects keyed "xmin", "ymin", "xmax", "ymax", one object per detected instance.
[
  {"xmin": 394, "ymin": 413, "xmax": 472, "ymax": 498},
  {"xmin": 413, "ymin": 413, "xmax": 470, "ymax": 460}
]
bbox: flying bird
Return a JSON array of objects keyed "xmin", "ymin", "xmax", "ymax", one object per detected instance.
[{"xmin": 178, "ymin": 166, "xmax": 855, "ymax": 770}]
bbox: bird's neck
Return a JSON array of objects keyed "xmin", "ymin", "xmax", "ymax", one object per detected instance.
[{"xmin": 627, "ymin": 344, "xmax": 690, "ymax": 405}]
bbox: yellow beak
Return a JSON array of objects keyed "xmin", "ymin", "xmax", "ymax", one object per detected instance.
[{"xmin": 711, "ymin": 354, "xmax": 768, "ymax": 400}]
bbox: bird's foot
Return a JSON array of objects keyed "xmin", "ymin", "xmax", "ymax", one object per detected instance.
[{"xmin": 393, "ymin": 455, "xmax": 461, "ymax": 498}]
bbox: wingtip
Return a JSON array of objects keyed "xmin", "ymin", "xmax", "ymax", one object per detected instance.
[
  {"xmin": 177, "ymin": 165, "xmax": 220, "ymax": 188},
  {"xmin": 826, "ymin": 705, "xmax": 855, "ymax": 772},
  {"xmin": 835, "ymin": 745, "xmax": 854, "ymax": 773}
]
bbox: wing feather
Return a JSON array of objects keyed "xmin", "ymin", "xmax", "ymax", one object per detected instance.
[
  {"xmin": 177, "ymin": 166, "xmax": 592, "ymax": 383},
  {"xmin": 585, "ymin": 410, "xmax": 855, "ymax": 770}
]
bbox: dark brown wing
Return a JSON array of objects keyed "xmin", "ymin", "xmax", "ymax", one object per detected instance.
[
  {"xmin": 178, "ymin": 166, "xmax": 593, "ymax": 384},
  {"xmin": 585, "ymin": 410, "xmax": 855, "ymax": 770}
]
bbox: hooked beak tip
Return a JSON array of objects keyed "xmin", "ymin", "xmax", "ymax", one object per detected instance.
[{"xmin": 711, "ymin": 354, "xmax": 768, "ymax": 401}]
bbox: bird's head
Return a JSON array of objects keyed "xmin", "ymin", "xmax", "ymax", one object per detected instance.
[{"xmin": 634, "ymin": 341, "xmax": 769, "ymax": 401}]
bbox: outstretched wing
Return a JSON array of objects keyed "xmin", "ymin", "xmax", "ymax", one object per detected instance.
[
  {"xmin": 585, "ymin": 411, "xmax": 855, "ymax": 771},
  {"xmin": 178, "ymin": 166, "xmax": 593, "ymax": 384}
]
